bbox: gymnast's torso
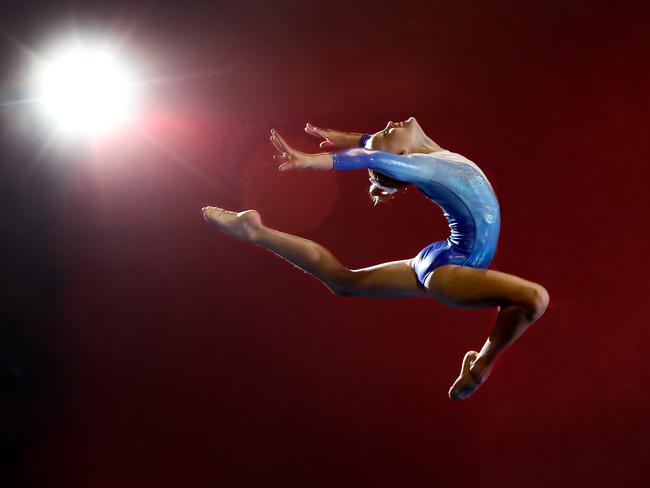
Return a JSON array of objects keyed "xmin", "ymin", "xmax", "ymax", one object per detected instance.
[{"xmin": 331, "ymin": 147, "xmax": 501, "ymax": 269}]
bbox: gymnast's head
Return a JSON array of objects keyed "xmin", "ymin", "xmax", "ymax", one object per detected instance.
[
  {"xmin": 365, "ymin": 116, "xmax": 428, "ymax": 155},
  {"xmin": 363, "ymin": 116, "xmax": 428, "ymax": 205}
]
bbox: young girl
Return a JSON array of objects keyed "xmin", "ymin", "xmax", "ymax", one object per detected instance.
[{"xmin": 202, "ymin": 117, "xmax": 549, "ymax": 400}]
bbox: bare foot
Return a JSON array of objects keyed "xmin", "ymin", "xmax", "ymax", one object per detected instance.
[
  {"xmin": 202, "ymin": 206, "xmax": 263, "ymax": 242},
  {"xmin": 448, "ymin": 351, "xmax": 493, "ymax": 400}
]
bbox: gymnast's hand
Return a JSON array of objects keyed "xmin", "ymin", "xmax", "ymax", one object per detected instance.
[
  {"xmin": 271, "ymin": 128, "xmax": 334, "ymax": 171},
  {"xmin": 304, "ymin": 123, "xmax": 363, "ymax": 149},
  {"xmin": 304, "ymin": 123, "xmax": 339, "ymax": 149}
]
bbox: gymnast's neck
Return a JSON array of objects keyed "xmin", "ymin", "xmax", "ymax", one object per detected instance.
[{"xmin": 413, "ymin": 136, "xmax": 446, "ymax": 154}]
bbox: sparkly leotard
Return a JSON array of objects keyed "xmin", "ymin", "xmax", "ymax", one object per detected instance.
[{"xmin": 332, "ymin": 137, "xmax": 500, "ymax": 288}]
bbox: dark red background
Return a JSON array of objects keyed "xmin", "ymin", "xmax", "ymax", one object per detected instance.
[{"xmin": 1, "ymin": 1, "xmax": 649, "ymax": 486}]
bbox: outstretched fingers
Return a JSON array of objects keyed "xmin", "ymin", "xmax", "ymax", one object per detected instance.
[
  {"xmin": 305, "ymin": 123, "xmax": 335, "ymax": 148},
  {"xmin": 270, "ymin": 129, "xmax": 293, "ymax": 155},
  {"xmin": 304, "ymin": 122, "xmax": 321, "ymax": 137},
  {"xmin": 270, "ymin": 129, "xmax": 306, "ymax": 171},
  {"xmin": 270, "ymin": 129, "xmax": 293, "ymax": 165}
]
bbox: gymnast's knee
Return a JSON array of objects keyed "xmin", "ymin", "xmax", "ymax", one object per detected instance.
[{"xmin": 523, "ymin": 284, "xmax": 550, "ymax": 321}]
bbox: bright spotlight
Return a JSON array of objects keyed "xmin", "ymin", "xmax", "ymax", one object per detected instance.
[{"xmin": 36, "ymin": 44, "xmax": 136, "ymax": 135}]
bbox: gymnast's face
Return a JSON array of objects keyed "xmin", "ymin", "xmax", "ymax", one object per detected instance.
[{"xmin": 367, "ymin": 116, "xmax": 423, "ymax": 155}]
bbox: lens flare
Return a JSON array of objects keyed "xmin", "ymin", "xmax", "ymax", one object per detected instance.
[{"xmin": 36, "ymin": 45, "xmax": 136, "ymax": 135}]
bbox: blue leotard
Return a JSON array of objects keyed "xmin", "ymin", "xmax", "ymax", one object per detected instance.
[{"xmin": 331, "ymin": 138, "xmax": 500, "ymax": 288}]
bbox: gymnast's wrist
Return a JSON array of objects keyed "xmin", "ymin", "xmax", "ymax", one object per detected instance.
[
  {"xmin": 307, "ymin": 152, "xmax": 334, "ymax": 170},
  {"xmin": 329, "ymin": 131, "xmax": 363, "ymax": 147}
]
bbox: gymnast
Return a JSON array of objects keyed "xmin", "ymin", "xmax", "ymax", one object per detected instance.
[{"xmin": 202, "ymin": 116, "xmax": 550, "ymax": 400}]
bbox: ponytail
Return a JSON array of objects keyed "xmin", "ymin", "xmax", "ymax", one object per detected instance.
[{"xmin": 368, "ymin": 169, "xmax": 410, "ymax": 206}]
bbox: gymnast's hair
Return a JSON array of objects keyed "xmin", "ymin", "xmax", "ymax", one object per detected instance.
[{"xmin": 367, "ymin": 169, "xmax": 410, "ymax": 206}]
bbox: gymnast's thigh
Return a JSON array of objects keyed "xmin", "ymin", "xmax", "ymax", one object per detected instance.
[
  {"xmin": 424, "ymin": 264, "xmax": 544, "ymax": 310},
  {"xmin": 347, "ymin": 258, "xmax": 431, "ymax": 299}
]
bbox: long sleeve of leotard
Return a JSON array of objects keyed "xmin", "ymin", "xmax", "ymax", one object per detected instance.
[{"xmin": 331, "ymin": 147, "xmax": 436, "ymax": 185}]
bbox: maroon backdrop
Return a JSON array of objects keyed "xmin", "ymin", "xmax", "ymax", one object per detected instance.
[{"xmin": 2, "ymin": 0, "xmax": 649, "ymax": 486}]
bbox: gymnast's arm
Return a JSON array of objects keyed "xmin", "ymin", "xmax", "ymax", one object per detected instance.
[
  {"xmin": 277, "ymin": 146, "xmax": 433, "ymax": 183},
  {"xmin": 329, "ymin": 147, "xmax": 433, "ymax": 184},
  {"xmin": 304, "ymin": 123, "xmax": 370, "ymax": 149},
  {"xmin": 326, "ymin": 131, "xmax": 370, "ymax": 147},
  {"xmin": 272, "ymin": 129, "xmax": 433, "ymax": 182}
]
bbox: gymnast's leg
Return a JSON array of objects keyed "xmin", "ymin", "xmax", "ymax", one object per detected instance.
[
  {"xmin": 202, "ymin": 206, "xmax": 429, "ymax": 299},
  {"xmin": 423, "ymin": 265, "xmax": 550, "ymax": 400}
]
